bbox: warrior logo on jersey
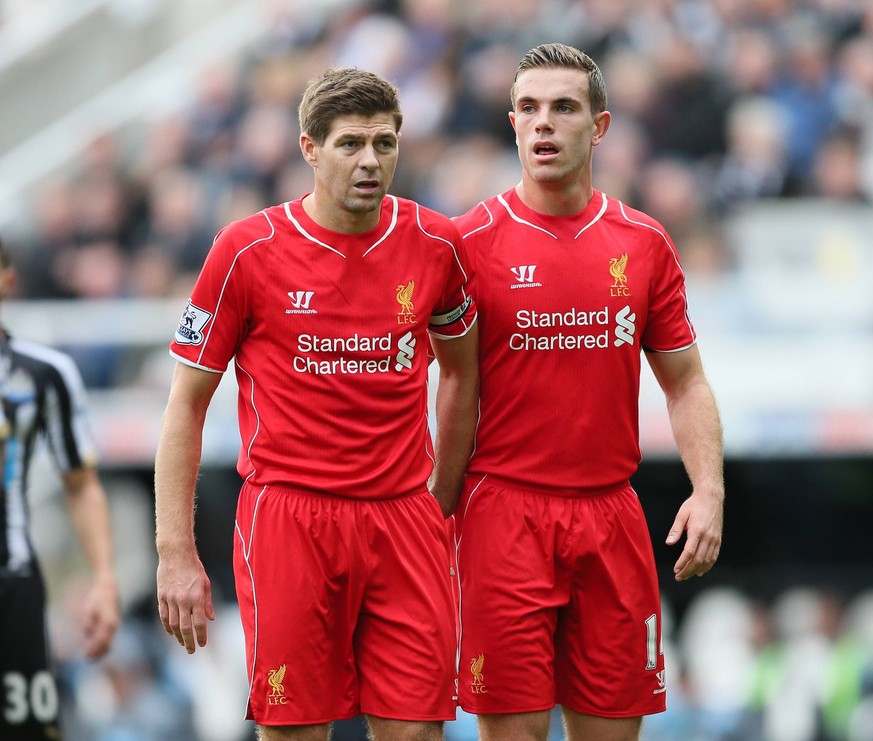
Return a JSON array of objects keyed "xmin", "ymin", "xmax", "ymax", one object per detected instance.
[
  {"xmin": 396, "ymin": 280, "xmax": 416, "ymax": 324},
  {"xmin": 510, "ymin": 265, "xmax": 542, "ymax": 289},
  {"xmin": 286, "ymin": 290, "xmax": 317, "ymax": 314},
  {"xmin": 175, "ymin": 301, "xmax": 213, "ymax": 345},
  {"xmin": 470, "ymin": 653, "xmax": 487, "ymax": 694},
  {"xmin": 267, "ymin": 664, "xmax": 288, "ymax": 705},
  {"xmin": 609, "ymin": 253, "xmax": 630, "ymax": 297}
]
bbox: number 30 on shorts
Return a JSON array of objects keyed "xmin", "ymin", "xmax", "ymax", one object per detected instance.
[{"xmin": 2, "ymin": 671, "xmax": 59, "ymax": 725}]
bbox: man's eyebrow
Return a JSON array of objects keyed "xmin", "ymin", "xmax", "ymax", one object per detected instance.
[
  {"xmin": 516, "ymin": 96, "xmax": 581, "ymax": 105},
  {"xmin": 335, "ymin": 130, "xmax": 398, "ymax": 142}
]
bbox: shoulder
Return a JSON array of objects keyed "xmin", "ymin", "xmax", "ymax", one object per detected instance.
[
  {"xmin": 214, "ymin": 206, "xmax": 284, "ymax": 252},
  {"xmin": 606, "ymin": 197, "xmax": 673, "ymax": 244},
  {"xmin": 9, "ymin": 337, "xmax": 83, "ymax": 385},
  {"xmin": 452, "ymin": 196, "xmax": 502, "ymax": 239},
  {"xmin": 393, "ymin": 196, "xmax": 462, "ymax": 244}
]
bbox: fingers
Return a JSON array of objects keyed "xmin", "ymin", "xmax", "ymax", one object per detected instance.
[
  {"xmin": 667, "ymin": 495, "xmax": 723, "ymax": 581},
  {"xmin": 83, "ymin": 611, "xmax": 119, "ymax": 659},
  {"xmin": 157, "ymin": 581, "xmax": 214, "ymax": 654},
  {"xmin": 671, "ymin": 533, "xmax": 722, "ymax": 581},
  {"xmin": 161, "ymin": 598, "xmax": 214, "ymax": 653}
]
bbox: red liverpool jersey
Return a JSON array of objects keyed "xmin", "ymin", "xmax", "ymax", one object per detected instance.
[
  {"xmin": 454, "ymin": 188, "xmax": 694, "ymax": 490},
  {"xmin": 170, "ymin": 195, "xmax": 476, "ymax": 498}
]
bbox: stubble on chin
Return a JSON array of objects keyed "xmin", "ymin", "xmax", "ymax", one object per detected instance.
[{"xmin": 343, "ymin": 193, "xmax": 383, "ymax": 213}]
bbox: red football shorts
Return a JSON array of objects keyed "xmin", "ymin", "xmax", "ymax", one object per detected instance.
[
  {"xmin": 233, "ymin": 482, "xmax": 458, "ymax": 725},
  {"xmin": 454, "ymin": 474, "xmax": 666, "ymax": 718}
]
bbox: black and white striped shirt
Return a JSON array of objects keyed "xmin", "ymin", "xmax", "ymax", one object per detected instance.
[{"xmin": 1, "ymin": 330, "xmax": 97, "ymax": 574}]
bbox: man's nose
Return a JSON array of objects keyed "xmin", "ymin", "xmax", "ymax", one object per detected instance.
[
  {"xmin": 358, "ymin": 144, "xmax": 379, "ymax": 169},
  {"xmin": 535, "ymin": 111, "xmax": 554, "ymax": 132}
]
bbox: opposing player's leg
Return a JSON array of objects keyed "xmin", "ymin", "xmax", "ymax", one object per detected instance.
[
  {"xmin": 366, "ymin": 716, "xmax": 444, "ymax": 741},
  {"xmin": 0, "ymin": 569, "xmax": 62, "ymax": 741},
  {"xmin": 476, "ymin": 710, "xmax": 551, "ymax": 741},
  {"xmin": 562, "ymin": 709, "xmax": 642, "ymax": 741}
]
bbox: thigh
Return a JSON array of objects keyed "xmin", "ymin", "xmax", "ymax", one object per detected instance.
[
  {"xmin": 366, "ymin": 716, "xmax": 444, "ymax": 741},
  {"xmin": 356, "ymin": 492, "xmax": 456, "ymax": 722},
  {"xmin": 235, "ymin": 485, "xmax": 364, "ymax": 725},
  {"xmin": 256, "ymin": 723, "xmax": 330, "ymax": 740},
  {"xmin": 455, "ymin": 477, "xmax": 573, "ymax": 714},
  {"xmin": 477, "ymin": 710, "xmax": 552, "ymax": 741},
  {"xmin": 0, "ymin": 571, "xmax": 62, "ymax": 740},
  {"xmin": 562, "ymin": 707, "xmax": 642, "ymax": 741},
  {"xmin": 556, "ymin": 485, "xmax": 666, "ymax": 718}
]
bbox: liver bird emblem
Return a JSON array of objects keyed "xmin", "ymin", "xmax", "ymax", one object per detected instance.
[
  {"xmin": 268, "ymin": 664, "xmax": 286, "ymax": 696},
  {"xmin": 609, "ymin": 253, "xmax": 629, "ymax": 287},
  {"xmin": 470, "ymin": 653, "xmax": 485, "ymax": 684},
  {"xmin": 396, "ymin": 280, "xmax": 415, "ymax": 314}
]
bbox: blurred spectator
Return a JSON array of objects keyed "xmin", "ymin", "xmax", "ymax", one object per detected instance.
[
  {"xmin": 770, "ymin": 21, "xmax": 841, "ymax": 181},
  {"xmin": 712, "ymin": 96, "xmax": 795, "ymax": 210},
  {"xmin": 810, "ymin": 128, "xmax": 869, "ymax": 200}
]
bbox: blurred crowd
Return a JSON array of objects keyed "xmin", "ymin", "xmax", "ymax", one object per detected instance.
[
  {"xmin": 46, "ymin": 584, "xmax": 873, "ymax": 741},
  {"xmin": 4, "ymin": 0, "xmax": 873, "ymax": 308}
]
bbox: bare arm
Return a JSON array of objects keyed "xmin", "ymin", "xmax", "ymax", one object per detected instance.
[
  {"xmin": 428, "ymin": 324, "xmax": 479, "ymax": 517},
  {"xmin": 155, "ymin": 361, "xmax": 222, "ymax": 653},
  {"xmin": 62, "ymin": 466, "xmax": 119, "ymax": 658},
  {"xmin": 646, "ymin": 344, "xmax": 724, "ymax": 581}
]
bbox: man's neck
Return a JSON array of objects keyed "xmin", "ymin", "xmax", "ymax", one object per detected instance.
[{"xmin": 515, "ymin": 178, "xmax": 594, "ymax": 217}]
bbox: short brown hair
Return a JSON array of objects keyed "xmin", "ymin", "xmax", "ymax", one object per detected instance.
[
  {"xmin": 298, "ymin": 67, "xmax": 403, "ymax": 145},
  {"xmin": 511, "ymin": 43, "xmax": 608, "ymax": 114}
]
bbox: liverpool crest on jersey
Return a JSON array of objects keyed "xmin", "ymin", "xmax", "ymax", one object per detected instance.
[{"xmin": 396, "ymin": 279, "xmax": 416, "ymax": 324}]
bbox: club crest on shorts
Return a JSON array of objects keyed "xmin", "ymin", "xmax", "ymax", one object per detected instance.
[
  {"xmin": 175, "ymin": 301, "xmax": 213, "ymax": 345},
  {"xmin": 470, "ymin": 653, "xmax": 487, "ymax": 694},
  {"xmin": 267, "ymin": 664, "xmax": 288, "ymax": 705}
]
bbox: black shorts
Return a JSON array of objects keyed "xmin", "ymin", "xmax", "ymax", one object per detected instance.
[{"xmin": 0, "ymin": 567, "xmax": 62, "ymax": 740}]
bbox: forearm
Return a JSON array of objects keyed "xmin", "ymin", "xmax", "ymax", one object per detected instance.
[
  {"xmin": 154, "ymin": 401, "xmax": 207, "ymax": 556},
  {"xmin": 64, "ymin": 468, "xmax": 115, "ymax": 583},
  {"xmin": 666, "ymin": 376, "xmax": 724, "ymax": 500},
  {"xmin": 429, "ymin": 369, "xmax": 479, "ymax": 514}
]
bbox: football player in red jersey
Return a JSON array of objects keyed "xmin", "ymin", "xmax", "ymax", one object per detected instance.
[
  {"xmin": 452, "ymin": 43, "xmax": 724, "ymax": 741},
  {"xmin": 155, "ymin": 68, "xmax": 478, "ymax": 741}
]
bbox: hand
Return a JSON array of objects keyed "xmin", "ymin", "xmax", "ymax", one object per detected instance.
[
  {"xmin": 156, "ymin": 551, "xmax": 215, "ymax": 654},
  {"xmin": 81, "ymin": 575, "xmax": 120, "ymax": 659},
  {"xmin": 666, "ymin": 490, "xmax": 723, "ymax": 581},
  {"xmin": 428, "ymin": 481, "xmax": 460, "ymax": 518}
]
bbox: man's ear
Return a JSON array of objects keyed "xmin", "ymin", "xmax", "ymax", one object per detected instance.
[
  {"xmin": 300, "ymin": 133, "xmax": 317, "ymax": 167},
  {"xmin": 592, "ymin": 110, "xmax": 611, "ymax": 146}
]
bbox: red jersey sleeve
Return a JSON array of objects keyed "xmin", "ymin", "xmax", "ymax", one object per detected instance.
[
  {"xmin": 419, "ymin": 207, "xmax": 477, "ymax": 339},
  {"xmin": 623, "ymin": 208, "xmax": 697, "ymax": 353},
  {"xmin": 170, "ymin": 212, "xmax": 271, "ymax": 370}
]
